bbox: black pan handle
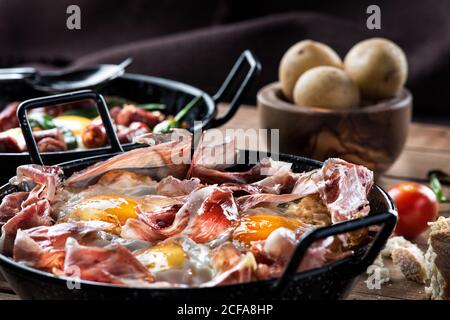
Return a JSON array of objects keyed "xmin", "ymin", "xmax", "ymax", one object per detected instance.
[
  {"xmin": 273, "ymin": 209, "xmax": 397, "ymax": 297},
  {"xmin": 209, "ymin": 50, "xmax": 261, "ymax": 128},
  {"xmin": 17, "ymin": 90, "xmax": 123, "ymax": 165}
]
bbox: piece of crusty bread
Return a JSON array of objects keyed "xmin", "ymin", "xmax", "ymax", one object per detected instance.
[
  {"xmin": 381, "ymin": 236, "xmax": 428, "ymax": 284},
  {"xmin": 381, "ymin": 236, "xmax": 412, "ymax": 257},
  {"xmin": 392, "ymin": 246, "xmax": 427, "ymax": 284},
  {"xmin": 425, "ymin": 217, "xmax": 450, "ymax": 300}
]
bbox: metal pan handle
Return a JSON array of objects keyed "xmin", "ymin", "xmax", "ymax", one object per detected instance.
[
  {"xmin": 17, "ymin": 90, "xmax": 123, "ymax": 165},
  {"xmin": 273, "ymin": 209, "xmax": 397, "ymax": 297},
  {"xmin": 209, "ymin": 50, "xmax": 261, "ymax": 128}
]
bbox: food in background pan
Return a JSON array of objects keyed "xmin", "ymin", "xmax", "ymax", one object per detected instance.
[
  {"xmin": 0, "ymin": 96, "xmax": 199, "ymax": 153},
  {"xmin": 0, "ymin": 130, "xmax": 374, "ymax": 287}
]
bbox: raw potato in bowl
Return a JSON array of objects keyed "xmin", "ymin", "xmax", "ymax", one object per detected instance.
[
  {"xmin": 344, "ymin": 38, "xmax": 408, "ymax": 100},
  {"xmin": 279, "ymin": 40, "xmax": 343, "ymax": 101},
  {"xmin": 293, "ymin": 66, "xmax": 360, "ymax": 110}
]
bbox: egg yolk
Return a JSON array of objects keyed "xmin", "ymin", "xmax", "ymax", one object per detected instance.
[
  {"xmin": 135, "ymin": 241, "xmax": 187, "ymax": 271},
  {"xmin": 53, "ymin": 115, "xmax": 91, "ymax": 135},
  {"xmin": 70, "ymin": 194, "xmax": 139, "ymax": 227},
  {"xmin": 233, "ymin": 214, "xmax": 303, "ymax": 245}
]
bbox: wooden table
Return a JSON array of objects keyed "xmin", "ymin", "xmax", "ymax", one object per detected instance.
[
  {"xmin": 220, "ymin": 105, "xmax": 450, "ymax": 300},
  {"xmin": 1, "ymin": 105, "xmax": 449, "ymax": 300}
]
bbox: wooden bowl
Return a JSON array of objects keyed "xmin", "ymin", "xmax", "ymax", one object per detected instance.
[{"xmin": 257, "ymin": 82, "xmax": 412, "ymax": 174}]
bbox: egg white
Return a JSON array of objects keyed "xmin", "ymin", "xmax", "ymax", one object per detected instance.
[
  {"xmin": 53, "ymin": 170, "xmax": 158, "ymax": 222},
  {"xmin": 135, "ymin": 237, "xmax": 213, "ymax": 285}
]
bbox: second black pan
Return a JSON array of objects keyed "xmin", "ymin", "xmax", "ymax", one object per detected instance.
[{"xmin": 0, "ymin": 50, "xmax": 260, "ymax": 182}]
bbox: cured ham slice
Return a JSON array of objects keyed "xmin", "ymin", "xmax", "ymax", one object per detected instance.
[
  {"xmin": 261, "ymin": 227, "xmax": 349, "ymax": 275},
  {"xmin": 14, "ymin": 165, "xmax": 63, "ymax": 204},
  {"xmin": 0, "ymin": 165, "xmax": 64, "ymax": 255},
  {"xmin": 0, "ymin": 192, "xmax": 29, "ymax": 223},
  {"xmin": 316, "ymin": 158, "xmax": 373, "ymax": 222},
  {"xmin": 138, "ymin": 203, "xmax": 181, "ymax": 229},
  {"xmin": 121, "ymin": 218, "xmax": 166, "ymax": 242},
  {"xmin": 0, "ymin": 200, "xmax": 53, "ymax": 256},
  {"xmin": 14, "ymin": 230, "xmax": 65, "ymax": 271},
  {"xmin": 237, "ymin": 193, "xmax": 307, "ymax": 212},
  {"xmin": 13, "ymin": 220, "xmax": 114, "ymax": 271},
  {"xmin": 66, "ymin": 129, "xmax": 192, "ymax": 188},
  {"xmin": 127, "ymin": 186, "xmax": 239, "ymax": 244},
  {"xmin": 292, "ymin": 158, "xmax": 373, "ymax": 223},
  {"xmin": 160, "ymin": 186, "xmax": 238, "ymax": 243},
  {"xmin": 156, "ymin": 176, "xmax": 203, "ymax": 197},
  {"xmin": 183, "ymin": 187, "xmax": 239, "ymax": 243},
  {"xmin": 252, "ymin": 160, "xmax": 296, "ymax": 194},
  {"xmin": 189, "ymin": 133, "xmax": 237, "ymax": 172},
  {"xmin": 221, "ymin": 183, "xmax": 264, "ymax": 195},
  {"xmin": 190, "ymin": 157, "xmax": 294, "ymax": 187},
  {"xmin": 291, "ymin": 171, "xmax": 320, "ymax": 196},
  {"xmin": 210, "ymin": 242, "xmax": 242, "ymax": 273},
  {"xmin": 220, "ymin": 159, "xmax": 296, "ymax": 195},
  {"xmin": 202, "ymin": 247, "xmax": 256, "ymax": 287},
  {"xmin": 63, "ymin": 238, "xmax": 154, "ymax": 285}
]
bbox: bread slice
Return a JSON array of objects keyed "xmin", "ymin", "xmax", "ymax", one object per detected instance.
[
  {"xmin": 381, "ymin": 236, "xmax": 427, "ymax": 284},
  {"xmin": 381, "ymin": 236, "xmax": 416, "ymax": 257},
  {"xmin": 425, "ymin": 217, "xmax": 450, "ymax": 300},
  {"xmin": 391, "ymin": 246, "xmax": 427, "ymax": 284}
]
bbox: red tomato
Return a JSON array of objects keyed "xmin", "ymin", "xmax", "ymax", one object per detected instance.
[{"xmin": 388, "ymin": 182, "xmax": 439, "ymax": 239}]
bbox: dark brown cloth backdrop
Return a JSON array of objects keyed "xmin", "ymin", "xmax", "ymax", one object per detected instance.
[{"xmin": 1, "ymin": 0, "xmax": 449, "ymax": 121}]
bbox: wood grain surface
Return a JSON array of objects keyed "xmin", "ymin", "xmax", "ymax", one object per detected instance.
[
  {"xmin": 1, "ymin": 105, "xmax": 449, "ymax": 300},
  {"xmin": 218, "ymin": 106, "xmax": 450, "ymax": 300}
]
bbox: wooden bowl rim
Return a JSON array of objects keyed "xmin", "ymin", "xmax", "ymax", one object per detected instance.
[{"xmin": 257, "ymin": 82, "xmax": 412, "ymax": 115}]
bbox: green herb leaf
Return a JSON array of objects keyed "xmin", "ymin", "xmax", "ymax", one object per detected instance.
[
  {"xmin": 28, "ymin": 114, "xmax": 56, "ymax": 130},
  {"xmin": 174, "ymin": 95, "xmax": 202, "ymax": 123},
  {"xmin": 153, "ymin": 118, "xmax": 178, "ymax": 134},
  {"xmin": 105, "ymin": 96, "xmax": 136, "ymax": 107},
  {"xmin": 138, "ymin": 103, "xmax": 166, "ymax": 111},
  {"xmin": 152, "ymin": 95, "xmax": 202, "ymax": 134},
  {"xmin": 430, "ymin": 173, "xmax": 449, "ymax": 203},
  {"xmin": 58, "ymin": 126, "xmax": 78, "ymax": 150}
]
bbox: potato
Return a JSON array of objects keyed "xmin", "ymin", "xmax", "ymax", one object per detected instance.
[
  {"xmin": 293, "ymin": 66, "xmax": 360, "ymax": 110},
  {"xmin": 279, "ymin": 40, "xmax": 343, "ymax": 101},
  {"xmin": 344, "ymin": 38, "xmax": 408, "ymax": 100}
]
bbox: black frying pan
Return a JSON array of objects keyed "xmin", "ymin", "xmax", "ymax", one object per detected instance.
[
  {"xmin": 0, "ymin": 50, "xmax": 260, "ymax": 182},
  {"xmin": 0, "ymin": 111, "xmax": 397, "ymax": 299}
]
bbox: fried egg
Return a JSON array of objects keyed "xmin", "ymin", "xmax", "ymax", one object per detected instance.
[
  {"xmin": 54, "ymin": 171, "xmax": 166, "ymax": 227},
  {"xmin": 53, "ymin": 115, "xmax": 91, "ymax": 135},
  {"xmin": 134, "ymin": 237, "xmax": 213, "ymax": 285},
  {"xmin": 233, "ymin": 211, "xmax": 304, "ymax": 245},
  {"xmin": 74, "ymin": 170, "xmax": 158, "ymax": 197},
  {"xmin": 68, "ymin": 194, "xmax": 139, "ymax": 231}
]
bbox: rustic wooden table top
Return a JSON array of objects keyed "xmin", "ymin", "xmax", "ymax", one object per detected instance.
[{"xmin": 1, "ymin": 105, "xmax": 449, "ymax": 300}]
